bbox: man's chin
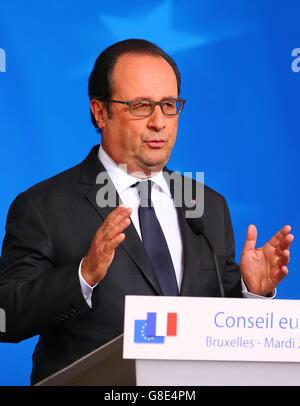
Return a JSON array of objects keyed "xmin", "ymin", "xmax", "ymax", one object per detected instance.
[{"xmin": 141, "ymin": 156, "xmax": 169, "ymax": 174}]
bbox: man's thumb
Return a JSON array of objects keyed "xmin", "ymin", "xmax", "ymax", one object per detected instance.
[{"xmin": 242, "ymin": 224, "xmax": 257, "ymax": 252}]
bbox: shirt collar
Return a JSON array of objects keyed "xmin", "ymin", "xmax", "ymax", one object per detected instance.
[{"xmin": 98, "ymin": 145, "xmax": 171, "ymax": 197}]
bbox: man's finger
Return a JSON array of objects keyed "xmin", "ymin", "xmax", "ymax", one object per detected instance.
[
  {"xmin": 280, "ymin": 266, "xmax": 289, "ymax": 276},
  {"xmin": 102, "ymin": 233, "xmax": 126, "ymax": 256},
  {"xmin": 95, "ymin": 206, "xmax": 132, "ymax": 242},
  {"xmin": 273, "ymin": 266, "xmax": 289, "ymax": 284},
  {"xmin": 277, "ymin": 250, "xmax": 290, "ymax": 268},
  {"xmin": 278, "ymin": 233, "xmax": 294, "ymax": 251},
  {"xmin": 242, "ymin": 224, "xmax": 257, "ymax": 252},
  {"xmin": 268, "ymin": 225, "xmax": 292, "ymax": 248},
  {"xmin": 105, "ymin": 217, "xmax": 131, "ymax": 242},
  {"xmin": 105, "ymin": 206, "xmax": 132, "ymax": 228}
]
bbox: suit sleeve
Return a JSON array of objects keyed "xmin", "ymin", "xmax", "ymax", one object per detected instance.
[
  {"xmin": 222, "ymin": 197, "xmax": 243, "ymax": 298},
  {"xmin": 0, "ymin": 192, "xmax": 91, "ymax": 342}
]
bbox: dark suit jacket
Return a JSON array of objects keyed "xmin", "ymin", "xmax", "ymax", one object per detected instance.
[{"xmin": 0, "ymin": 145, "xmax": 242, "ymax": 384}]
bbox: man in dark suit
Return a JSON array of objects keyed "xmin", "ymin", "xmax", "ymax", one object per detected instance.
[{"xmin": 0, "ymin": 39, "xmax": 293, "ymax": 384}]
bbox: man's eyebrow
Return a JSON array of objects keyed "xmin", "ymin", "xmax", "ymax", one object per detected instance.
[{"xmin": 130, "ymin": 96, "xmax": 179, "ymax": 101}]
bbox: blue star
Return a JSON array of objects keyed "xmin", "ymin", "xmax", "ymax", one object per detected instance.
[
  {"xmin": 67, "ymin": 0, "xmax": 256, "ymax": 78},
  {"xmin": 134, "ymin": 320, "xmax": 164, "ymax": 343},
  {"xmin": 98, "ymin": 0, "xmax": 205, "ymax": 54}
]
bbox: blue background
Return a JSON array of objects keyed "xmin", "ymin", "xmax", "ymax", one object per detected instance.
[{"xmin": 0, "ymin": 0, "xmax": 299, "ymax": 385}]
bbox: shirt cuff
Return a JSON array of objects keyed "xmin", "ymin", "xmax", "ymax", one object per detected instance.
[
  {"xmin": 241, "ymin": 278, "xmax": 276, "ymax": 299},
  {"xmin": 78, "ymin": 258, "xmax": 98, "ymax": 308}
]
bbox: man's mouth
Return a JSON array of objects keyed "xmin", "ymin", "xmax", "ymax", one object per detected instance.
[{"xmin": 145, "ymin": 140, "xmax": 167, "ymax": 148}]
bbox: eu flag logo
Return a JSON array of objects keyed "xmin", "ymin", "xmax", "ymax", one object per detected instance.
[
  {"xmin": 134, "ymin": 320, "xmax": 165, "ymax": 343},
  {"xmin": 134, "ymin": 312, "xmax": 177, "ymax": 344}
]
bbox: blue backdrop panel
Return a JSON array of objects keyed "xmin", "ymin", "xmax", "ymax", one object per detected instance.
[{"xmin": 0, "ymin": 0, "xmax": 299, "ymax": 385}]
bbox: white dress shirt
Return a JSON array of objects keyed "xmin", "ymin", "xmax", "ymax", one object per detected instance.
[{"xmin": 79, "ymin": 145, "xmax": 274, "ymax": 306}]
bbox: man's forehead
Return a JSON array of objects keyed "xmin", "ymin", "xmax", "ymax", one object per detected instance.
[{"xmin": 111, "ymin": 53, "xmax": 178, "ymax": 96}]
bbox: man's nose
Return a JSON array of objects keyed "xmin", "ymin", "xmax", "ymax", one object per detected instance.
[{"xmin": 147, "ymin": 105, "xmax": 166, "ymax": 132}]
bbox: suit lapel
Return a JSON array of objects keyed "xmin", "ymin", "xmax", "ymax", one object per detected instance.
[
  {"xmin": 177, "ymin": 205, "xmax": 205, "ymax": 296},
  {"xmin": 163, "ymin": 169, "xmax": 205, "ymax": 296},
  {"xmin": 80, "ymin": 146, "xmax": 162, "ymax": 295}
]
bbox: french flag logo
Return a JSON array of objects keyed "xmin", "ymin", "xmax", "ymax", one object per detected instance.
[{"xmin": 134, "ymin": 312, "xmax": 177, "ymax": 343}]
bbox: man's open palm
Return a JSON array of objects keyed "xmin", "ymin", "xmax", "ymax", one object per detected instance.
[{"xmin": 240, "ymin": 224, "xmax": 294, "ymax": 296}]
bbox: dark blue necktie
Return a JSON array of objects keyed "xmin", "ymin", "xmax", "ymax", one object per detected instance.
[{"xmin": 136, "ymin": 180, "xmax": 179, "ymax": 296}]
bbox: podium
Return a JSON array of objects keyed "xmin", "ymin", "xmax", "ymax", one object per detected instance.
[
  {"xmin": 36, "ymin": 334, "xmax": 136, "ymax": 386},
  {"xmin": 37, "ymin": 296, "xmax": 300, "ymax": 386}
]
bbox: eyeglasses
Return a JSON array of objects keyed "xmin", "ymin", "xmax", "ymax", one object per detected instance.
[{"xmin": 103, "ymin": 98, "xmax": 186, "ymax": 117}]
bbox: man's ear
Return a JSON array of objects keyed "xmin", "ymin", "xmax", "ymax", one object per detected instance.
[{"xmin": 90, "ymin": 99, "xmax": 107, "ymax": 130}]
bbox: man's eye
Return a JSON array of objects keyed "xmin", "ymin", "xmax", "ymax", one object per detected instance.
[
  {"xmin": 164, "ymin": 102, "xmax": 176, "ymax": 107},
  {"xmin": 162, "ymin": 101, "xmax": 176, "ymax": 110},
  {"xmin": 132, "ymin": 102, "xmax": 151, "ymax": 109}
]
